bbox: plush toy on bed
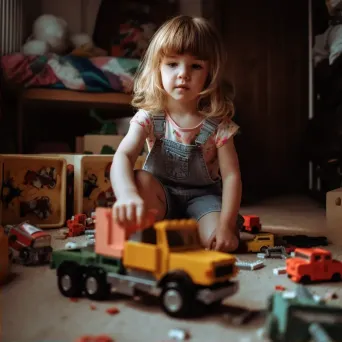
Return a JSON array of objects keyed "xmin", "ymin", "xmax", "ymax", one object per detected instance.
[{"xmin": 22, "ymin": 14, "xmax": 106, "ymax": 57}]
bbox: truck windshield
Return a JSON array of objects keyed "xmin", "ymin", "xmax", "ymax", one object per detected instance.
[
  {"xmin": 294, "ymin": 252, "xmax": 311, "ymax": 260},
  {"xmin": 166, "ymin": 230, "xmax": 200, "ymax": 249}
]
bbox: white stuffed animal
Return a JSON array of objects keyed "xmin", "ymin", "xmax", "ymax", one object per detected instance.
[{"xmin": 22, "ymin": 14, "xmax": 94, "ymax": 56}]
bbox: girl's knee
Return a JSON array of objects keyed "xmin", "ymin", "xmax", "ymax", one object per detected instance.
[
  {"xmin": 134, "ymin": 169, "xmax": 153, "ymax": 190},
  {"xmin": 134, "ymin": 170, "xmax": 166, "ymax": 217}
]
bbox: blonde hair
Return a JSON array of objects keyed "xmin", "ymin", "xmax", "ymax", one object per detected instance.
[{"xmin": 131, "ymin": 15, "xmax": 235, "ymax": 119}]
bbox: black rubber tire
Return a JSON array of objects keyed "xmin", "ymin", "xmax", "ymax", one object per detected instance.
[
  {"xmin": 300, "ymin": 275, "xmax": 311, "ymax": 284},
  {"xmin": 160, "ymin": 281, "xmax": 193, "ymax": 318},
  {"xmin": 331, "ymin": 273, "xmax": 341, "ymax": 282},
  {"xmin": 19, "ymin": 248, "xmax": 31, "ymax": 265},
  {"xmin": 84, "ymin": 268, "xmax": 110, "ymax": 300},
  {"xmin": 57, "ymin": 264, "xmax": 83, "ymax": 297},
  {"xmin": 260, "ymin": 246, "xmax": 268, "ymax": 253}
]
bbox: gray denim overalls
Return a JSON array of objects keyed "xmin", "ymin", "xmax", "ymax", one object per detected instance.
[{"xmin": 131, "ymin": 112, "xmax": 244, "ymax": 244}]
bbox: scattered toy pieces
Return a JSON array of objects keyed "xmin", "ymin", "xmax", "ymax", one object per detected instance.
[
  {"xmin": 257, "ymin": 246, "xmax": 289, "ymax": 259},
  {"xmin": 75, "ymin": 335, "xmax": 114, "ymax": 342},
  {"xmin": 257, "ymin": 253, "xmax": 266, "ymax": 259},
  {"xmin": 167, "ymin": 328, "xmax": 190, "ymax": 341},
  {"xmin": 324, "ymin": 291, "xmax": 338, "ymax": 301},
  {"xmin": 275, "ymin": 285, "xmax": 286, "ymax": 291},
  {"xmin": 90, "ymin": 303, "xmax": 97, "ymax": 310},
  {"xmin": 236, "ymin": 260, "xmax": 264, "ymax": 270},
  {"xmin": 273, "ymin": 266, "xmax": 287, "ymax": 275},
  {"xmin": 106, "ymin": 306, "xmax": 120, "ymax": 315},
  {"xmin": 69, "ymin": 297, "xmax": 79, "ymax": 302},
  {"xmin": 65, "ymin": 241, "xmax": 78, "ymax": 249},
  {"xmin": 54, "ymin": 233, "xmax": 68, "ymax": 240}
]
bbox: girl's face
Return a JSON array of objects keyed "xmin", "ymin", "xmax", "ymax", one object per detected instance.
[{"xmin": 160, "ymin": 54, "xmax": 209, "ymax": 106}]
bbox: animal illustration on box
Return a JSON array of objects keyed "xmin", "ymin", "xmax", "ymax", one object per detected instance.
[
  {"xmin": 96, "ymin": 187, "xmax": 116, "ymax": 208},
  {"xmin": 24, "ymin": 167, "xmax": 57, "ymax": 189},
  {"xmin": 104, "ymin": 162, "xmax": 111, "ymax": 183},
  {"xmin": 1, "ymin": 177, "xmax": 23, "ymax": 208},
  {"xmin": 20, "ymin": 196, "xmax": 52, "ymax": 219},
  {"xmin": 83, "ymin": 173, "xmax": 99, "ymax": 199}
]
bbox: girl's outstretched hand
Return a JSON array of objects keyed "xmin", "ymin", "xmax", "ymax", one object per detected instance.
[
  {"xmin": 208, "ymin": 226, "xmax": 239, "ymax": 253},
  {"xmin": 112, "ymin": 191, "xmax": 146, "ymax": 228}
]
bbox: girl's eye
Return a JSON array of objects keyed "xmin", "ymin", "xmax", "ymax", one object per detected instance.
[
  {"xmin": 192, "ymin": 64, "xmax": 203, "ymax": 70},
  {"xmin": 167, "ymin": 63, "xmax": 177, "ymax": 68}
]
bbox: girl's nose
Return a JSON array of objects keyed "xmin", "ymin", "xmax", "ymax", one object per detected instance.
[{"xmin": 178, "ymin": 65, "xmax": 190, "ymax": 80}]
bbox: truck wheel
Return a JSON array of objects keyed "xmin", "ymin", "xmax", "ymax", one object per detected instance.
[
  {"xmin": 260, "ymin": 246, "xmax": 268, "ymax": 253},
  {"xmin": 300, "ymin": 275, "xmax": 311, "ymax": 284},
  {"xmin": 84, "ymin": 268, "xmax": 110, "ymax": 300},
  {"xmin": 58, "ymin": 265, "xmax": 83, "ymax": 297},
  {"xmin": 160, "ymin": 281, "xmax": 193, "ymax": 318},
  {"xmin": 331, "ymin": 273, "xmax": 341, "ymax": 282},
  {"xmin": 19, "ymin": 248, "xmax": 31, "ymax": 265}
]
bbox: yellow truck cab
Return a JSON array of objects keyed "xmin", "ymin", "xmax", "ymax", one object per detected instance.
[
  {"xmin": 246, "ymin": 232, "xmax": 274, "ymax": 253},
  {"xmin": 124, "ymin": 219, "xmax": 238, "ymax": 286},
  {"xmin": 52, "ymin": 208, "xmax": 239, "ymax": 318}
]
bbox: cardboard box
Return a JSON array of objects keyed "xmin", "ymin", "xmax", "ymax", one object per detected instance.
[
  {"xmin": 0, "ymin": 154, "xmax": 67, "ymax": 228},
  {"xmin": 326, "ymin": 187, "xmax": 342, "ymax": 246}
]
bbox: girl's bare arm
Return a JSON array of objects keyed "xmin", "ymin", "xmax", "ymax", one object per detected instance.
[{"xmin": 110, "ymin": 123, "xmax": 147, "ymax": 223}]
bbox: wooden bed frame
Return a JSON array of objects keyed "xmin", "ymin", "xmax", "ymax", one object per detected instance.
[{"xmin": 17, "ymin": 88, "xmax": 133, "ymax": 153}]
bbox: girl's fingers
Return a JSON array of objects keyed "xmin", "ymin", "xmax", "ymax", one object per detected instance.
[{"xmin": 126, "ymin": 203, "xmax": 136, "ymax": 225}]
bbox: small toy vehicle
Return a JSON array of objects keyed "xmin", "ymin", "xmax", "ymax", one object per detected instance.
[
  {"xmin": 265, "ymin": 285, "xmax": 342, "ymax": 341},
  {"xmin": 262, "ymin": 246, "xmax": 289, "ymax": 259},
  {"xmin": 242, "ymin": 215, "xmax": 261, "ymax": 234},
  {"xmin": 286, "ymin": 248, "xmax": 342, "ymax": 284},
  {"xmin": 7, "ymin": 222, "xmax": 52, "ymax": 265},
  {"xmin": 246, "ymin": 233, "xmax": 274, "ymax": 252}
]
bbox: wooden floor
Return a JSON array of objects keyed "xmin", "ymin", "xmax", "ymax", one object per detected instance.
[{"xmin": 2, "ymin": 195, "xmax": 341, "ymax": 342}]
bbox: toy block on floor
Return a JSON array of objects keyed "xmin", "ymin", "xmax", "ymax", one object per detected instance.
[{"xmin": 326, "ymin": 187, "xmax": 342, "ymax": 246}]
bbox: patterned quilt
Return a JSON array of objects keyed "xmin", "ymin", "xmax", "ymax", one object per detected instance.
[{"xmin": 0, "ymin": 54, "xmax": 140, "ymax": 93}]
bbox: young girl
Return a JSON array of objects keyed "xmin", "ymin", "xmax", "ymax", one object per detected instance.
[{"xmin": 110, "ymin": 15, "xmax": 242, "ymax": 252}]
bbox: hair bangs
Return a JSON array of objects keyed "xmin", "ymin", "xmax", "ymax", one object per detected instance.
[{"xmin": 159, "ymin": 21, "xmax": 212, "ymax": 61}]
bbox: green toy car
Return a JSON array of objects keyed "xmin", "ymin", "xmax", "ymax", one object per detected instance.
[{"xmin": 265, "ymin": 285, "xmax": 342, "ymax": 342}]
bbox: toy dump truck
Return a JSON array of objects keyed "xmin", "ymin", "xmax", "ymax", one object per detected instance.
[
  {"xmin": 265, "ymin": 285, "xmax": 342, "ymax": 342},
  {"xmin": 286, "ymin": 248, "xmax": 342, "ymax": 284},
  {"xmin": 50, "ymin": 208, "xmax": 239, "ymax": 318}
]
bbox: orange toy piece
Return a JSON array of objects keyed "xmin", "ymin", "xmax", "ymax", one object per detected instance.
[
  {"xmin": 75, "ymin": 335, "xmax": 114, "ymax": 342},
  {"xmin": 95, "ymin": 208, "xmax": 157, "ymax": 258},
  {"xmin": 242, "ymin": 215, "xmax": 261, "ymax": 234},
  {"xmin": 67, "ymin": 213, "xmax": 88, "ymax": 237},
  {"xmin": 286, "ymin": 248, "xmax": 342, "ymax": 284}
]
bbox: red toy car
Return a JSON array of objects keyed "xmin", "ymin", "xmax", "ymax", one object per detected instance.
[
  {"xmin": 286, "ymin": 248, "xmax": 342, "ymax": 284},
  {"xmin": 7, "ymin": 222, "xmax": 52, "ymax": 265},
  {"xmin": 242, "ymin": 215, "xmax": 262, "ymax": 234}
]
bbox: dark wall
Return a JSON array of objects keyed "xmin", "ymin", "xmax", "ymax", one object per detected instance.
[{"xmin": 205, "ymin": 0, "xmax": 309, "ymax": 200}]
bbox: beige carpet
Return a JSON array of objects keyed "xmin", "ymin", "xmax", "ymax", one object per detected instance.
[{"xmin": 2, "ymin": 195, "xmax": 341, "ymax": 342}]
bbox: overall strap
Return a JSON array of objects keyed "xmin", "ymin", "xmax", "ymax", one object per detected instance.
[
  {"xmin": 195, "ymin": 117, "xmax": 220, "ymax": 145},
  {"xmin": 152, "ymin": 113, "xmax": 166, "ymax": 140}
]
